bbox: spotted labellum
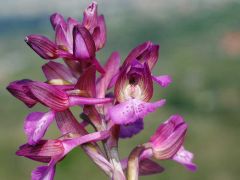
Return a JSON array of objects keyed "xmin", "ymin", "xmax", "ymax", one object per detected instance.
[{"xmin": 7, "ymin": 2, "xmax": 196, "ymax": 180}]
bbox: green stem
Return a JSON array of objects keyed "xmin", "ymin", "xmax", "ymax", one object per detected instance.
[{"xmin": 127, "ymin": 144, "xmax": 151, "ymax": 180}]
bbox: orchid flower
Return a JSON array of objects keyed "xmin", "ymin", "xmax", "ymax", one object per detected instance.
[
  {"xmin": 7, "ymin": 2, "xmax": 196, "ymax": 180},
  {"xmin": 16, "ymin": 131, "xmax": 109, "ymax": 180},
  {"xmin": 108, "ymin": 60, "xmax": 165, "ymax": 137},
  {"xmin": 125, "ymin": 115, "xmax": 196, "ymax": 179}
]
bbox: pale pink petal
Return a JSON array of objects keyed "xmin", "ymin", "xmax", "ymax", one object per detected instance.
[
  {"xmin": 152, "ymin": 75, "xmax": 172, "ymax": 88},
  {"xmin": 172, "ymin": 146, "xmax": 197, "ymax": 171},
  {"xmin": 24, "ymin": 111, "xmax": 55, "ymax": 145},
  {"xmin": 108, "ymin": 99, "xmax": 166, "ymax": 124}
]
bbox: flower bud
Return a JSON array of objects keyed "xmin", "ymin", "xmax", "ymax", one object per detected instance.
[
  {"xmin": 6, "ymin": 79, "xmax": 37, "ymax": 107},
  {"xmin": 25, "ymin": 35, "xmax": 59, "ymax": 59},
  {"xmin": 73, "ymin": 25, "xmax": 96, "ymax": 60},
  {"xmin": 149, "ymin": 115, "xmax": 187, "ymax": 160},
  {"xmin": 82, "ymin": 1, "xmax": 98, "ymax": 31}
]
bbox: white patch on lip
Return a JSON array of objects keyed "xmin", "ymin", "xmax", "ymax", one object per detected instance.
[{"xmin": 123, "ymin": 84, "xmax": 142, "ymax": 100}]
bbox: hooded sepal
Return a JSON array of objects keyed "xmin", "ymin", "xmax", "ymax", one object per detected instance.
[
  {"xmin": 114, "ymin": 62, "xmax": 153, "ymax": 102},
  {"xmin": 122, "ymin": 41, "xmax": 159, "ymax": 70},
  {"xmin": 149, "ymin": 115, "xmax": 188, "ymax": 160}
]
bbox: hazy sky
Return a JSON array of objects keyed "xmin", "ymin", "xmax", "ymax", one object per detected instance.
[{"xmin": 0, "ymin": 0, "xmax": 234, "ymax": 18}]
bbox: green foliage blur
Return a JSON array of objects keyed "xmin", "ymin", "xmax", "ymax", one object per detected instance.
[{"xmin": 0, "ymin": 1, "xmax": 240, "ymax": 179}]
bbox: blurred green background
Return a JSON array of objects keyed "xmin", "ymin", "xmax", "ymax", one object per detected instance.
[{"xmin": 1, "ymin": 0, "xmax": 240, "ymax": 179}]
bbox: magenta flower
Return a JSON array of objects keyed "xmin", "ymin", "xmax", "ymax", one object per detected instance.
[
  {"xmin": 7, "ymin": 2, "xmax": 196, "ymax": 179},
  {"xmin": 25, "ymin": 1, "xmax": 106, "ymax": 74},
  {"xmin": 16, "ymin": 130, "xmax": 109, "ymax": 180},
  {"xmin": 149, "ymin": 115, "xmax": 188, "ymax": 160}
]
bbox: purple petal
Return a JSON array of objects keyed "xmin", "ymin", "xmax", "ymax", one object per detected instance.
[
  {"xmin": 28, "ymin": 81, "xmax": 69, "ymax": 111},
  {"xmin": 172, "ymin": 146, "xmax": 197, "ymax": 171},
  {"xmin": 150, "ymin": 115, "xmax": 185, "ymax": 144},
  {"xmin": 25, "ymin": 35, "xmax": 59, "ymax": 60},
  {"xmin": 55, "ymin": 24, "xmax": 70, "ymax": 50},
  {"xmin": 32, "ymin": 164, "xmax": 56, "ymax": 180},
  {"xmin": 144, "ymin": 45, "xmax": 159, "ymax": 70},
  {"xmin": 50, "ymin": 13, "xmax": 66, "ymax": 30},
  {"xmin": 139, "ymin": 159, "xmax": 164, "ymax": 176},
  {"xmin": 55, "ymin": 109, "xmax": 87, "ymax": 135},
  {"xmin": 68, "ymin": 96, "xmax": 113, "ymax": 106},
  {"xmin": 66, "ymin": 17, "xmax": 79, "ymax": 52},
  {"xmin": 24, "ymin": 111, "xmax": 55, "ymax": 145},
  {"xmin": 152, "ymin": 75, "xmax": 172, "ymax": 88},
  {"xmin": 96, "ymin": 52, "xmax": 120, "ymax": 98},
  {"xmin": 93, "ymin": 15, "xmax": 107, "ymax": 50},
  {"xmin": 16, "ymin": 140, "xmax": 64, "ymax": 163},
  {"xmin": 75, "ymin": 65, "xmax": 96, "ymax": 97},
  {"xmin": 138, "ymin": 63, "xmax": 154, "ymax": 101},
  {"xmin": 82, "ymin": 1, "xmax": 98, "ymax": 30},
  {"xmin": 122, "ymin": 41, "xmax": 152, "ymax": 68},
  {"xmin": 119, "ymin": 119, "xmax": 144, "ymax": 138},
  {"xmin": 6, "ymin": 79, "xmax": 37, "ymax": 108},
  {"xmin": 150, "ymin": 115, "xmax": 188, "ymax": 160},
  {"xmin": 42, "ymin": 61, "xmax": 77, "ymax": 84},
  {"xmin": 108, "ymin": 99, "xmax": 166, "ymax": 125},
  {"xmin": 73, "ymin": 25, "xmax": 96, "ymax": 60}
]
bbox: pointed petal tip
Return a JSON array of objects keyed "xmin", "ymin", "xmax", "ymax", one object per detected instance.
[
  {"xmin": 25, "ymin": 35, "xmax": 59, "ymax": 60},
  {"xmin": 152, "ymin": 75, "xmax": 172, "ymax": 88}
]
